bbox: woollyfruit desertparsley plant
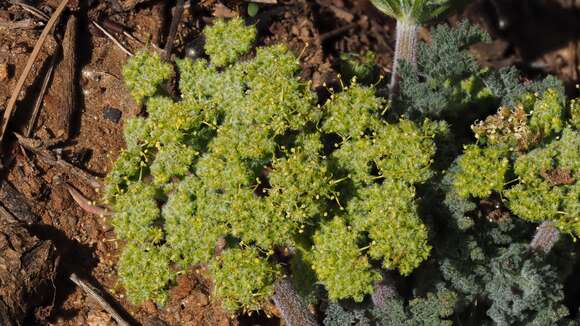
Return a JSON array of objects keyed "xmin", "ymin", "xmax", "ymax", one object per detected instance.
[{"xmin": 107, "ymin": 17, "xmax": 438, "ymax": 320}]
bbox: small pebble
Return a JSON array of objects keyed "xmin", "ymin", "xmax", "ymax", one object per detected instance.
[{"xmin": 103, "ymin": 106, "xmax": 122, "ymax": 123}]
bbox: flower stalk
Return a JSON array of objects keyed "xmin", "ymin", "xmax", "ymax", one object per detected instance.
[
  {"xmin": 390, "ymin": 19, "xmax": 419, "ymax": 96},
  {"xmin": 530, "ymin": 221, "xmax": 560, "ymax": 255},
  {"xmin": 369, "ymin": 0, "xmax": 453, "ymax": 99},
  {"xmin": 272, "ymin": 278, "xmax": 318, "ymax": 326},
  {"xmin": 371, "ymin": 273, "xmax": 398, "ymax": 308}
]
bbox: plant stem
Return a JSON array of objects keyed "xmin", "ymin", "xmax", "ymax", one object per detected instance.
[
  {"xmin": 272, "ymin": 278, "xmax": 318, "ymax": 326},
  {"xmin": 530, "ymin": 221, "xmax": 560, "ymax": 255},
  {"xmin": 371, "ymin": 273, "xmax": 398, "ymax": 308},
  {"xmin": 389, "ymin": 19, "xmax": 418, "ymax": 98}
]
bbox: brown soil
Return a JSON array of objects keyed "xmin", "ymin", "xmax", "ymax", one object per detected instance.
[{"xmin": 0, "ymin": 0, "xmax": 578, "ymax": 325}]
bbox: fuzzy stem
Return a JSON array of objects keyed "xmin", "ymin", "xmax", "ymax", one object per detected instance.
[
  {"xmin": 530, "ymin": 221, "xmax": 560, "ymax": 254},
  {"xmin": 272, "ymin": 278, "xmax": 318, "ymax": 326},
  {"xmin": 389, "ymin": 20, "xmax": 418, "ymax": 98},
  {"xmin": 371, "ymin": 273, "xmax": 398, "ymax": 308}
]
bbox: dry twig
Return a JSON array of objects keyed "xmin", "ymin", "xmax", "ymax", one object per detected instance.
[
  {"xmin": 245, "ymin": 0, "xmax": 278, "ymax": 4},
  {"xmin": 0, "ymin": 19, "xmax": 42, "ymax": 30},
  {"xmin": 0, "ymin": 0, "xmax": 70, "ymax": 143},
  {"xmin": 26, "ymin": 54, "xmax": 58, "ymax": 137},
  {"xmin": 163, "ymin": 0, "xmax": 185, "ymax": 60},
  {"xmin": 9, "ymin": 1, "xmax": 51, "ymax": 22},
  {"xmin": 91, "ymin": 20, "xmax": 134, "ymax": 56},
  {"xmin": 320, "ymin": 23, "xmax": 358, "ymax": 42},
  {"xmin": 69, "ymin": 273, "xmax": 131, "ymax": 326}
]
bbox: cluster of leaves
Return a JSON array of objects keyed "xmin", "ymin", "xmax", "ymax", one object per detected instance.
[
  {"xmin": 425, "ymin": 23, "xmax": 579, "ymax": 325},
  {"xmin": 398, "ymin": 20, "xmax": 493, "ymax": 118},
  {"xmin": 309, "ymin": 85, "xmax": 446, "ymax": 302},
  {"xmin": 434, "ymin": 168, "xmax": 576, "ymax": 324},
  {"xmin": 107, "ymin": 18, "xmax": 438, "ymax": 311},
  {"xmin": 486, "ymin": 244, "xmax": 571, "ymax": 325},
  {"xmin": 398, "ymin": 20, "xmax": 564, "ymax": 124},
  {"xmin": 451, "ymin": 87, "xmax": 579, "ymax": 237},
  {"xmin": 323, "ymin": 287, "xmax": 457, "ymax": 326},
  {"xmin": 337, "ymin": 51, "xmax": 380, "ymax": 85}
]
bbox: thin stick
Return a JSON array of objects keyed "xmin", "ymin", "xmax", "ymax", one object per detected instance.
[
  {"xmin": 0, "ymin": 0, "xmax": 69, "ymax": 143},
  {"xmin": 244, "ymin": 0, "xmax": 278, "ymax": 4},
  {"xmin": 10, "ymin": 1, "xmax": 51, "ymax": 22},
  {"xmin": 91, "ymin": 20, "xmax": 133, "ymax": 56},
  {"xmin": 320, "ymin": 23, "xmax": 358, "ymax": 42},
  {"xmin": 0, "ymin": 19, "xmax": 40, "ymax": 30},
  {"xmin": 163, "ymin": 0, "xmax": 185, "ymax": 60},
  {"xmin": 69, "ymin": 273, "xmax": 131, "ymax": 326},
  {"xmin": 26, "ymin": 54, "xmax": 58, "ymax": 137}
]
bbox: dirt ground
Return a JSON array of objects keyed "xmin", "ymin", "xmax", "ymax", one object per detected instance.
[{"xmin": 0, "ymin": 0, "xmax": 578, "ymax": 325}]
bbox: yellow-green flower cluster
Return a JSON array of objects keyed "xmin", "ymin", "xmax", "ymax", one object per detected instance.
[
  {"xmin": 453, "ymin": 145, "xmax": 509, "ymax": 198},
  {"xmin": 453, "ymin": 87, "xmax": 579, "ymax": 236},
  {"xmin": 203, "ymin": 17, "xmax": 256, "ymax": 67},
  {"xmin": 122, "ymin": 51, "xmax": 173, "ymax": 104},
  {"xmin": 311, "ymin": 217, "xmax": 381, "ymax": 302},
  {"xmin": 506, "ymin": 128, "xmax": 579, "ymax": 234},
  {"xmin": 210, "ymin": 247, "xmax": 281, "ymax": 312},
  {"xmin": 348, "ymin": 181, "xmax": 431, "ymax": 275}
]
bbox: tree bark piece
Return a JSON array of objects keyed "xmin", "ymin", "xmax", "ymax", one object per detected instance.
[
  {"xmin": 0, "ymin": 180, "xmax": 39, "ymax": 224},
  {"xmin": 0, "ymin": 220, "xmax": 57, "ymax": 326},
  {"xmin": 52, "ymin": 15, "xmax": 78, "ymax": 139}
]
